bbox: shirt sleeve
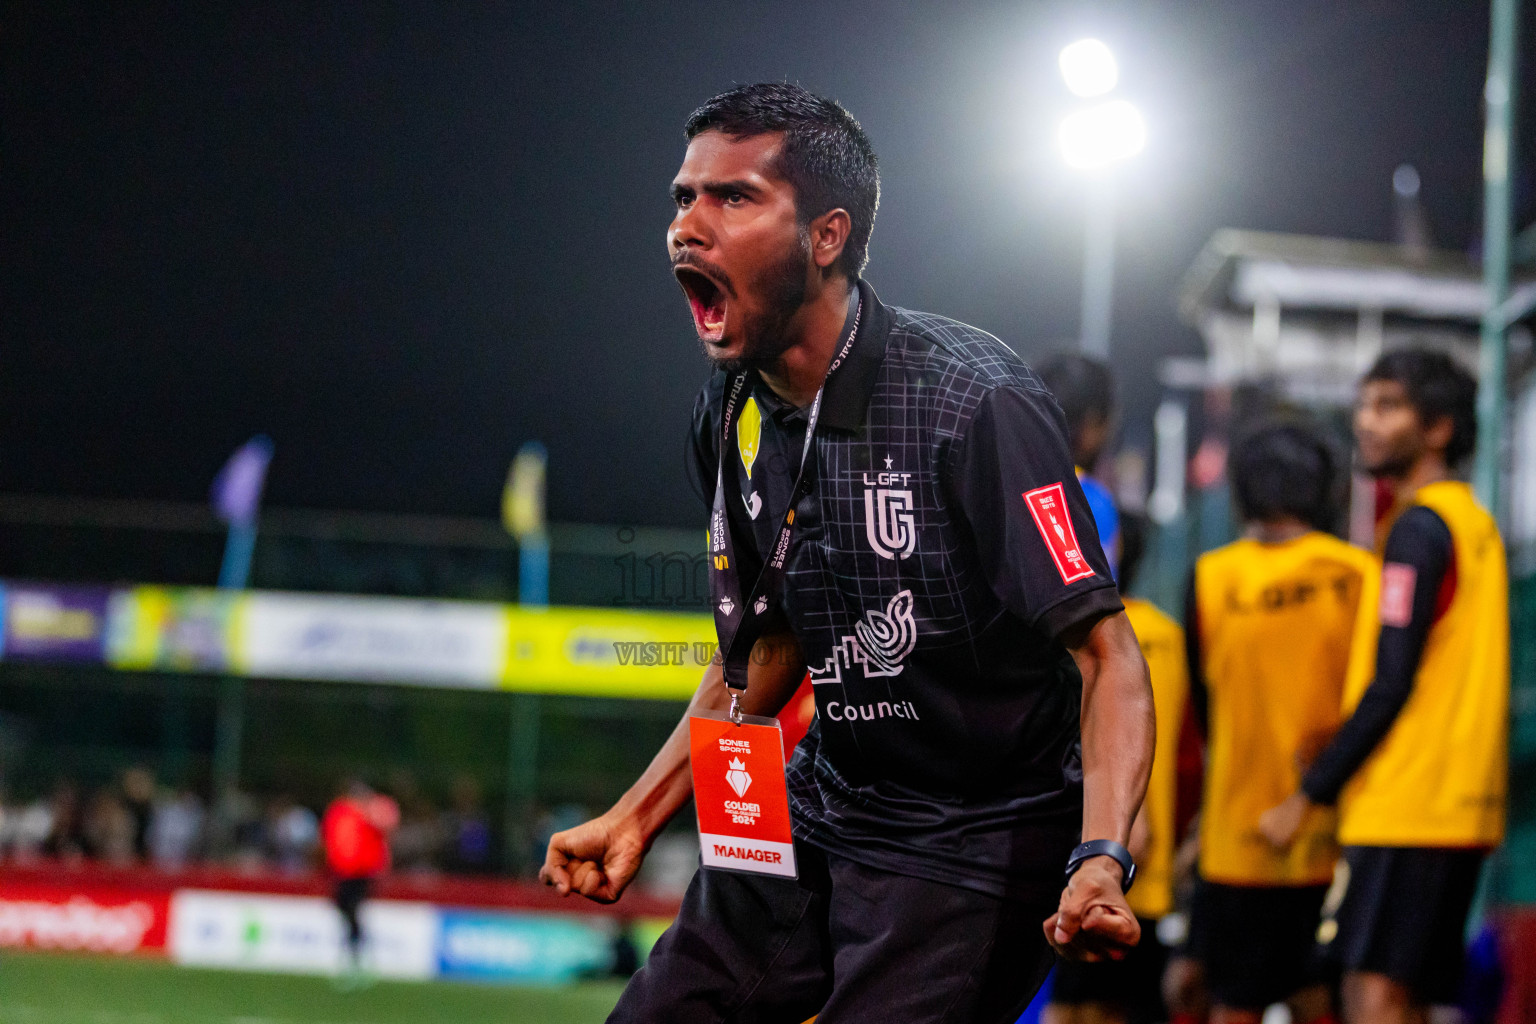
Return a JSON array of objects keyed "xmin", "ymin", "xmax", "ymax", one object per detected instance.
[
  {"xmin": 950, "ymin": 384, "xmax": 1122, "ymax": 641},
  {"xmin": 1300, "ymin": 507, "xmax": 1453, "ymax": 805}
]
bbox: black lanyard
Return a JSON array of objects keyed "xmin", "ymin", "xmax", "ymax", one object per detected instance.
[{"xmin": 709, "ymin": 297, "xmax": 862, "ymax": 701}]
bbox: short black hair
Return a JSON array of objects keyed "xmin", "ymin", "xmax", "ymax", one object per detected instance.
[
  {"xmin": 1230, "ymin": 420, "xmax": 1339, "ymax": 528},
  {"xmin": 1362, "ymin": 348, "xmax": 1478, "ymax": 466},
  {"xmin": 1036, "ymin": 354, "xmax": 1115, "ymax": 442},
  {"xmin": 685, "ymin": 82, "xmax": 880, "ymax": 278}
]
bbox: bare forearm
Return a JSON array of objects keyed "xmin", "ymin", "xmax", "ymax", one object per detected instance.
[
  {"xmin": 1071, "ymin": 612, "xmax": 1154, "ymax": 849},
  {"xmin": 610, "ymin": 631, "xmax": 805, "ymax": 842}
]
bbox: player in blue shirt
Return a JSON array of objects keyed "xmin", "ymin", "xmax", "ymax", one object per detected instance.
[{"xmin": 1038, "ymin": 355, "xmax": 1120, "ymax": 579}]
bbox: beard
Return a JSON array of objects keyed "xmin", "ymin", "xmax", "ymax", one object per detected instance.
[
  {"xmin": 707, "ymin": 233, "xmax": 811, "ymax": 374},
  {"xmin": 1358, "ymin": 435, "xmax": 1422, "ymax": 479}
]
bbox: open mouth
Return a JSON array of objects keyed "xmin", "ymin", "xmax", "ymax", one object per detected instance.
[{"xmin": 675, "ymin": 266, "xmax": 728, "ymax": 343}]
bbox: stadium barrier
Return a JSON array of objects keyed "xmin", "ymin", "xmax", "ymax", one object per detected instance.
[{"xmin": 0, "ymin": 860, "xmax": 676, "ymax": 983}]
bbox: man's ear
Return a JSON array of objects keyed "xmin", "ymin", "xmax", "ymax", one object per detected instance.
[
  {"xmin": 808, "ymin": 208, "xmax": 851, "ymax": 272},
  {"xmin": 1425, "ymin": 413, "xmax": 1455, "ymax": 456}
]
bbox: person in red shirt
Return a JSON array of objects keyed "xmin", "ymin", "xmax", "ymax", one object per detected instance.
[{"xmin": 321, "ymin": 780, "xmax": 399, "ymax": 977}]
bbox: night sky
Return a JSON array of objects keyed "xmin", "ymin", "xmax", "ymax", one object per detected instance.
[{"xmin": 3, "ymin": 2, "xmax": 1531, "ymax": 528}]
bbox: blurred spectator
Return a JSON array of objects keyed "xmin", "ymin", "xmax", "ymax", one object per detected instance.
[
  {"xmin": 82, "ymin": 788, "xmax": 135, "ymax": 864},
  {"xmin": 42, "ymin": 781, "xmax": 87, "ymax": 860},
  {"xmin": 121, "ymin": 765, "xmax": 156, "ymax": 859},
  {"xmin": 2, "ymin": 792, "xmax": 57, "ymax": 860},
  {"xmin": 148, "ymin": 786, "xmax": 205, "ymax": 869},
  {"xmin": 7, "ymin": 772, "xmax": 549, "ymax": 879},
  {"xmin": 218, "ymin": 788, "xmax": 268, "ymax": 870},
  {"xmin": 441, "ymin": 775, "xmax": 493, "ymax": 874},
  {"xmin": 267, "ymin": 794, "xmax": 319, "ymax": 872},
  {"xmin": 391, "ymin": 794, "xmax": 444, "ymax": 874}
]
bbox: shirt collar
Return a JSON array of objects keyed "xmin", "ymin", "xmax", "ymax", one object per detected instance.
[
  {"xmin": 816, "ymin": 278, "xmax": 889, "ymax": 432},
  {"xmin": 747, "ymin": 279, "xmax": 889, "ymax": 431}
]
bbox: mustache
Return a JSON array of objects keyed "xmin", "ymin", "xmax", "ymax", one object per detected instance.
[{"xmin": 670, "ymin": 251, "xmax": 737, "ymax": 299}]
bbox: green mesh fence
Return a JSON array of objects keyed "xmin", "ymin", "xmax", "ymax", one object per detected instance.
[{"xmin": 1487, "ymin": 570, "xmax": 1536, "ymax": 907}]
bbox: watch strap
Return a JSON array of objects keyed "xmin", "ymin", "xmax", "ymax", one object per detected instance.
[{"xmin": 1064, "ymin": 839, "xmax": 1136, "ymax": 893}]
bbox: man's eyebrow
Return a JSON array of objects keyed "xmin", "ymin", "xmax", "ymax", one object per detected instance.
[
  {"xmin": 701, "ymin": 179, "xmax": 762, "ymax": 199},
  {"xmin": 671, "ymin": 179, "xmax": 763, "ymax": 202}
]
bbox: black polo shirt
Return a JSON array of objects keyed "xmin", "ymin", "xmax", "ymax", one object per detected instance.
[{"xmin": 687, "ymin": 279, "xmax": 1121, "ymax": 901}]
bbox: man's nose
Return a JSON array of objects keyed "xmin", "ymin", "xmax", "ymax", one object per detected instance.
[{"xmin": 669, "ymin": 205, "xmax": 711, "ymax": 252}]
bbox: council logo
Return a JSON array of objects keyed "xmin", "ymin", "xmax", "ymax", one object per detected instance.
[{"xmin": 809, "ymin": 589, "xmax": 918, "ymax": 685}]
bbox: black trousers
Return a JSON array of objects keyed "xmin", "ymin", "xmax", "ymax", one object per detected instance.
[
  {"xmin": 333, "ymin": 876, "xmax": 371, "ymax": 953},
  {"xmin": 610, "ymin": 841, "xmax": 1058, "ymax": 1024}
]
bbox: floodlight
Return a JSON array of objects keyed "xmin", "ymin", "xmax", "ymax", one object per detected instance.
[
  {"xmin": 1058, "ymin": 100, "xmax": 1146, "ymax": 169},
  {"xmin": 1059, "ymin": 39, "xmax": 1118, "ymax": 98}
]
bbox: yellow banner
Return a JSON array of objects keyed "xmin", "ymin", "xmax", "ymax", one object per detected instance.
[{"xmin": 502, "ymin": 606, "xmax": 715, "ymax": 700}]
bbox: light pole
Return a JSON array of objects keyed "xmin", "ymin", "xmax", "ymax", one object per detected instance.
[
  {"xmin": 1058, "ymin": 40, "xmax": 1145, "ymax": 359},
  {"xmin": 1474, "ymin": 0, "xmax": 1519, "ymax": 516}
]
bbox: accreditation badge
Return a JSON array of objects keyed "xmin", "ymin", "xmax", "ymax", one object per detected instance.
[{"xmin": 688, "ymin": 709, "xmax": 797, "ymax": 879}]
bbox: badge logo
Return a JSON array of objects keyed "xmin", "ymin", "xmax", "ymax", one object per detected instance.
[
  {"xmin": 753, "ymin": 595, "xmax": 768, "ymax": 615},
  {"xmin": 724, "ymin": 757, "xmax": 752, "ymax": 797},
  {"xmin": 1023, "ymin": 483, "xmax": 1095, "ymax": 584},
  {"xmin": 718, "ymin": 597, "xmax": 736, "ymax": 617},
  {"xmin": 744, "ymin": 491, "xmax": 762, "ymax": 519},
  {"xmin": 737, "ymin": 396, "xmax": 761, "ymax": 480},
  {"xmin": 1380, "ymin": 562, "xmax": 1417, "ymax": 628},
  {"xmin": 864, "ymin": 488, "xmax": 916, "ymax": 560},
  {"xmin": 810, "ymin": 590, "xmax": 918, "ymax": 685}
]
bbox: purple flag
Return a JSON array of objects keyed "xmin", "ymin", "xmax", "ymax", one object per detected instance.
[{"xmin": 212, "ymin": 435, "xmax": 274, "ymax": 526}]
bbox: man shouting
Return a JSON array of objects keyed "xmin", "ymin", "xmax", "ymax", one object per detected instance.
[{"xmin": 541, "ymin": 82, "xmax": 1154, "ymax": 1024}]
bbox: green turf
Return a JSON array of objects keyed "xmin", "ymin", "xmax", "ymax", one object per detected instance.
[{"xmin": 0, "ymin": 951, "xmax": 627, "ymax": 1024}]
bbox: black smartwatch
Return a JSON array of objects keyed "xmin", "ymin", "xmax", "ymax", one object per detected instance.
[{"xmin": 1064, "ymin": 840, "xmax": 1136, "ymax": 893}]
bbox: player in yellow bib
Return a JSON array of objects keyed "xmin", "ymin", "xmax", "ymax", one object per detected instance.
[
  {"xmin": 1261, "ymin": 350, "xmax": 1508, "ymax": 1024},
  {"xmin": 1185, "ymin": 422, "xmax": 1376, "ymax": 1024}
]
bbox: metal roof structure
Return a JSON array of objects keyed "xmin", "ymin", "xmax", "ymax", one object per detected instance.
[{"xmin": 1172, "ymin": 229, "xmax": 1536, "ymax": 405}]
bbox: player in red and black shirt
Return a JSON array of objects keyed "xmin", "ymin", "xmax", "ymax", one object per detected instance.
[{"xmin": 539, "ymin": 83, "xmax": 1154, "ymax": 1023}]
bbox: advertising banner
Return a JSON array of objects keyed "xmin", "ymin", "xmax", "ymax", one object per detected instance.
[
  {"xmin": 436, "ymin": 909, "xmax": 613, "ymax": 983},
  {"xmin": 107, "ymin": 586, "xmax": 244, "ymax": 673},
  {"xmin": 0, "ymin": 582, "xmax": 112, "ymax": 663},
  {"xmin": 0, "ymin": 879, "xmax": 169, "ymax": 955},
  {"xmin": 239, "ymin": 593, "xmax": 506, "ymax": 688},
  {"xmin": 168, "ymin": 890, "xmax": 438, "ymax": 979},
  {"xmin": 502, "ymin": 606, "xmax": 714, "ymax": 699},
  {"xmin": 0, "ymin": 575, "xmax": 718, "ymax": 699}
]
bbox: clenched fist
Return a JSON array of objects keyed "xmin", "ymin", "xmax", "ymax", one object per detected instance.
[{"xmin": 538, "ymin": 811, "xmax": 649, "ymax": 904}]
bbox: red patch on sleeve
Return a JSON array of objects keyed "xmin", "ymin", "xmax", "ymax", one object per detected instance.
[
  {"xmin": 1023, "ymin": 483, "xmax": 1096, "ymax": 584},
  {"xmin": 1380, "ymin": 562, "xmax": 1417, "ymax": 628}
]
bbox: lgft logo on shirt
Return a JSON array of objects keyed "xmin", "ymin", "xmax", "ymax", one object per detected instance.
[{"xmin": 863, "ymin": 455, "xmax": 916, "ymax": 560}]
